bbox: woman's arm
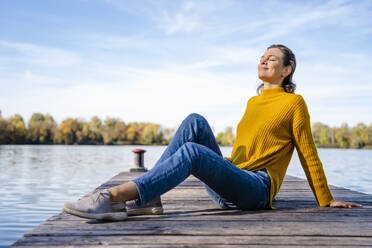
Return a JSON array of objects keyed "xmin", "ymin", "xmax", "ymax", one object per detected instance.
[{"xmin": 291, "ymin": 96, "xmax": 361, "ymax": 208}]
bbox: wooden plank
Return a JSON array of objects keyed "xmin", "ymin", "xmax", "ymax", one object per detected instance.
[
  {"xmin": 22, "ymin": 212, "xmax": 372, "ymax": 237},
  {"xmin": 20, "ymin": 224, "xmax": 372, "ymax": 242},
  {"xmin": 30, "ymin": 214, "xmax": 372, "ymax": 227},
  {"xmin": 12, "ymin": 172, "xmax": 372, "ymax": 247},
  {"xmin": 42, "ymin": 204, "xmax": 372, "ymax": 226},
  {"xmin": 13, "ymin": 235, "xmax": 372, "ymax": 246}
]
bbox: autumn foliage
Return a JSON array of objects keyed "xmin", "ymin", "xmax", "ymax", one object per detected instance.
[
  {"xmin": 1, "ymin": 112, "xmax": 372, "ymax": 149},
  {"xmin": 0, "ymin": 112, "xmax": 176, "ymax": 145}
]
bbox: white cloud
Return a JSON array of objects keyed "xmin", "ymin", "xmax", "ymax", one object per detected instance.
[
  {"xmin": 161, "ymin": 9, "xmax": 199, "ymax": 34},
  {"xmin": 0, "ymin": 41, "xmax": 81, "ymax": 67}
]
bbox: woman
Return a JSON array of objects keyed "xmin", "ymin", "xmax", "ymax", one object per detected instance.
[{"xmin": 63, "ymin": 44, "xmax": 362, "ymax": 221}]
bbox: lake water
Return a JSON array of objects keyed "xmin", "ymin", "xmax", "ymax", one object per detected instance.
[{"xmin": 0, "ymin": 145, "xmax": 371, "ymax": 247}]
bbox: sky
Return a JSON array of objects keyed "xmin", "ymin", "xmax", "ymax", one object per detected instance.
[{"xmin": 0, "ymin": 0, "xmax": 371, "ymax": 134}]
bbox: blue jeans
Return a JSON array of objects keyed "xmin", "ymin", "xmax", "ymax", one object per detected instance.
[{"xmin": 132, "ymin": 113, "xmax": 271, "ymax": 210}]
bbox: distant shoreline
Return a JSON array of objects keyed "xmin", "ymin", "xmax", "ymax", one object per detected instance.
[
  {"xmin": 1, "ymin": 143, "xmax": 371, "ymax": 150},
  {"xmin": 1, "ymin": 112, "xmax": 371, "ymax": 149}
]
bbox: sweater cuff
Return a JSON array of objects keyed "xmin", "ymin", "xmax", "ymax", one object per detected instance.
[{"xmin": 318, "ymin": 196, "xmax": 335, "ymax": 207}]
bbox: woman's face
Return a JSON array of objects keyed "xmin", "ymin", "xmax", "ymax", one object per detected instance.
[{"xmin": 258, "ymin": 47, "xmax": 289, "ymax": 84}]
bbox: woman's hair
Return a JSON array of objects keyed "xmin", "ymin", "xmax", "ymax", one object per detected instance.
[{"xmin": 256, "ymin": 44, "xmax": 297, "ymax": 95}]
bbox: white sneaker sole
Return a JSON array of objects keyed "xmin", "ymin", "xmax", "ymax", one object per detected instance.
[
  {"xmin": 127, "ymin": 206, "xmax": 163, "ymax": 216},
  {"xmin": 63, "ymin": 205, "xmax": 128, "ymax": 221}
]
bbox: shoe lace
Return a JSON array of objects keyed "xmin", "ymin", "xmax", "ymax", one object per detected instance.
[
  {"xmin": 92, "ymin": 190, "xmax": 106, "ymax": 205},
  {"xmin": 78, "ymin": 189, "xmax": 106, "ymax": 207}
]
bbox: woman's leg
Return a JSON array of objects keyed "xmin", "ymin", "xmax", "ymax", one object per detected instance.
[
  {"xmin": 148, "ymin": 113, "xmax": 269, "ymax": 209},
  {"xmin": 109, "ymin": 112, "xmax": 222, "ymax": 203},
  {"xmin": 153, "ymin": 113, "xmax": 223, "ymax": 167},
  {"xmin": 132, "ymin": 141, "xmax": 270, "ymax": 210},
  {"xmin": 147, "ymin": 112, "xmax": 245, "ymax": 209},
  {"xmin": 63, "ymin": 113, "xmax": 270, "ymax": 220},
  {"xmin": 111, "ymin": 113, "xmax": 270, "ymax": 210}
]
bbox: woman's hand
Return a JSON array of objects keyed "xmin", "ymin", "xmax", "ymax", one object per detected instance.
[{"xmin": 329, "ymin": 200, "xmax": 362, "ymax": 208}]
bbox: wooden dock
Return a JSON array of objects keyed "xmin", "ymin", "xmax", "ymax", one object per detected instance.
[{"xmin": 12, "ymin": 172, "xmax": 372, "ymax": 247}]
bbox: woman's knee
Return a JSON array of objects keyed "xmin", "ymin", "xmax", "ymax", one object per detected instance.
[
  {"xmin": 182, "ymin": 142, "xmax": 202, "ymax": 157},
  {"xmin": 180, "ymin": 142, "xmax": 204, "ymax": 168},
  {"xmin": 186, "ymin": 113, "xmax": 207, "ymax": 123}
]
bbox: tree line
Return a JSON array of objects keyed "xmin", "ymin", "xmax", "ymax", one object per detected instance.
[
  {"xmin": 311, "ymin": 122, "xmax": 372, "ymax": 149},
  {"xmin": 0, "ymin": 112, "xmax": 175, "ymax": 145},
  {"xmin": 0, "ymin": 112, "xmax": 371, "ymax": 149}
]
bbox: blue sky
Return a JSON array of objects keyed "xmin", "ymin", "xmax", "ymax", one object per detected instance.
[{"xmin": 1, "ymin": 0, "xmax": 371, "ymax": 134}]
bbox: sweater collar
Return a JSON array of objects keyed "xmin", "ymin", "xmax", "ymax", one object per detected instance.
[{"xmin": 260, "ymin": 86, "xmax": 285, "ymax": 97}]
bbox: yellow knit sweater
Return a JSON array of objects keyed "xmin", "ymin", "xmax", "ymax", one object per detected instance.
[{"xmin": 224, "ymin": 86, "xmax": 335, "ymax": 209}]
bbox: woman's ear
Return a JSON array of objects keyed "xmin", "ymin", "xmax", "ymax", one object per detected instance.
[{"xmin": 282, "ymin": 65, "xmax": 292, "ymax": 78}]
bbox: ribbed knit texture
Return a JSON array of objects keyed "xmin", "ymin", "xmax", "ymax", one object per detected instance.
[{"xmin": 224, "ymin": 86, "xmax": 335, "ymax": 209}]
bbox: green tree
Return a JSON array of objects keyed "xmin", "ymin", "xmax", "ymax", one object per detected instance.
[
  {"xmin": 27, "ymin": 113, "xmax": 44, "ymax": 143},
  {"xmin": 27, "ymin": 113, "xmax": 57, "ymax": 144},
  {"xmin": 59, "ymin": 118, "xmax": 81, "ymax": 144},
  {"xmin": 335, "ymin": 123, "xmax": 350, "ymax": 148},
  {"xmin": 367, "ymin": 123, "xmax": 372, "ymax": 148},
  {"xmin": 216, "ymin": 126, "xmax": 235, "ymax": 146},
  {"xmin": 141, "ymin": 124, "xmax": 163, "ymax": 145},
  {"xmin": 102, "ymin": 118, "xmax": 127, "ymax": 145},
  {"xmin": 350, "ymin": 122, "xmax": 369, "ymax": 149},
  {"xmin": 53, "ymin": 128, "xmax": 63, "ymax": 144},
  {"xmin": 88, "ymin": 116, "xmax": 103, "ymax": 144},
  {"xmin": 126, "ymin": 122, "xmax": 141, "ymax": 144},
  {"xmin": 57, "ymin": 117, "xmax": 104, "ymax": 145},
  {"xmin": 311, "ymin": 122, "xmax": 323, "ymax": 145},
  {"xmin": 0, "ymin": 117, "xmax": 10, "ymax": 144},
  {"xmin": 319, "ymin": 127, "xmax": 331, "ymax": 146},
  {"xmin": 7, "ymin": 114, "xmax": 26, "ymax": 144},
  {"xmin": 43, "ymin": 114, "xmax": 57, "ymax": 143},
  {"xmin": 111, "ymin": 120, "xmax": 127, "ymax": 145},
  {"xmin": 311, "ymin": 122, "xmax": 332, "ymax": 146},
  {"xmin": 76, "ymin": 121, "xmax": 90, "ymax": 144}
]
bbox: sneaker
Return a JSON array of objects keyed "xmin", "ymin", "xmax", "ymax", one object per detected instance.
[
  {"xmin": 126, "ymin": 197, "xmax": 164, "ymax": 216},
  {"xmin": 63, "ymin": 189, "xmax": 128, "ymax": 221}
]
